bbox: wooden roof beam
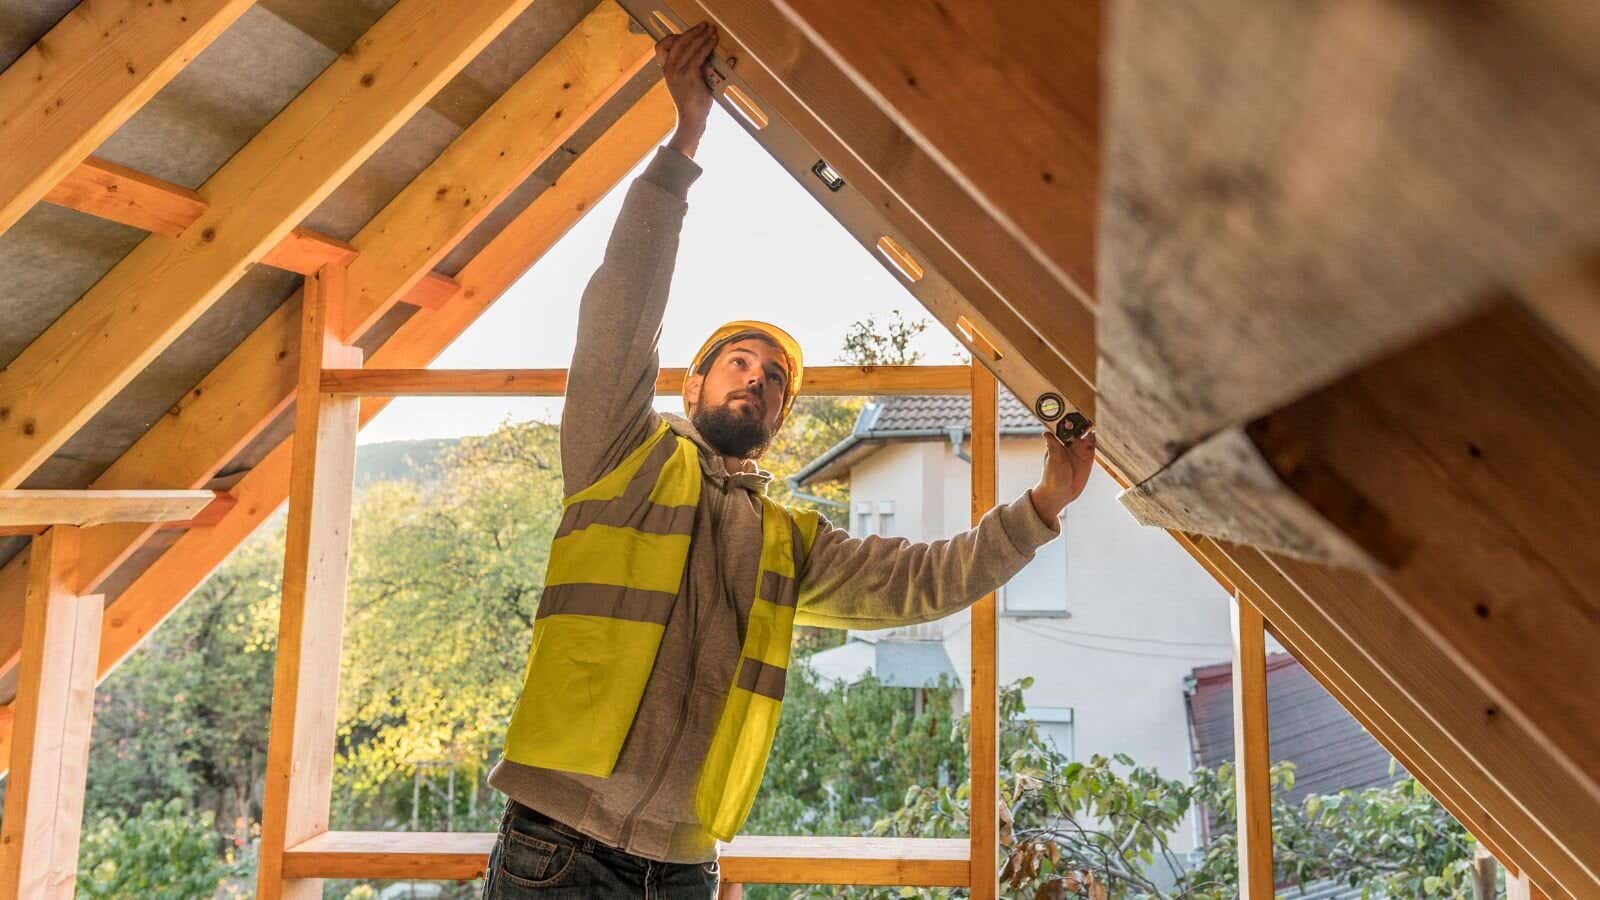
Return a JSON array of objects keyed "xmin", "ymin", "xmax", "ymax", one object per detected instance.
[
  {"xmin": 642, "ymin": 0, "xmax": 1096, "ymax": 421},
  {"xmin": 0, "ymin": 0, "xmax": 538, "ymax": 491},
  {"xmin": 0, "ymin": 83, "xmax": 675, "ymax": 724},
  {"xmin": 0, "ymin": 490, "xmax": 216, "ymax": 530},
  {"xmin": 0, "ymin": 6, "xmax": 654, "ymax": 679},
  {"xmin": 766, "ymin": 0, "xmax": 1099, "ymax": 304},
  {"xmin": 0, "ymin": 0, "xmax": 254, "ymax": 237}
]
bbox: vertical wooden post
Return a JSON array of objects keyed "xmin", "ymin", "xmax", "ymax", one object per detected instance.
[
  {"xmin": 717, "ymin": 883, "xmax": 744, "ymax": 899},
  {"xmin": 256, "ymin": 265, "xmax": 362, "ymax": 900},
  {"xmin": 0, "ymin": 527, "xmax": 103, "ymax": 900},
  {"xmin": 968, "ymin": 360, "xmax": 999, "ymax": 900},
  {"xmin": 1232, "ymin": 591, "xmax": 1274, "ymax": 898},
  {"xmin": 1507, "ymin": 869, "xmax": 1551, "ymax": 900}
]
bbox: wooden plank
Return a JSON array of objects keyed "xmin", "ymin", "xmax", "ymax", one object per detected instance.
[
  {"xmin": 1249, "ymin": 301, "xmax": 1600, "ymax": 805},
  {"xmin": 967, "ymin": 361, "xmax": 998, "ymax": 900},
  {"xmin": 1118, "ymin": 426, "xmax": 1395, "ymax": 571},
  {"xmin": 0, "ymin": 0, "xmax": 537, "ymax": 491},
  {"xmin": 44, "ymin": 157, "xmax": 206, "ymax": 237},
  {"xmin": 768, "ymin": 0, "xmax": 1098, "ymax": 304},
  {"xmin": 0, "ymin": 13, "xmax": 653, "ymax": 649},
  {"xmin": 44, "ymin": 159, "xmax": 462, "ymax": 304},
  {"xmin": 650, "ymin": 0, "xmax": 1096, "ymax": 420},
  {"xmin": 0, "ymin": 0, "xmax": 253, "ymax": 236},
  {"xmin": 281, "ymin": 831, "xmax": 970, "ymax": 885},
  {"xmin": 1231, "ymin": 593, "xmax": 1274, "ymax": 898},
  {"xmin": 0, "ymin": 528, "xmax": 102, "ymax": 899},
  {"xmin": 1097, "ymin": 0, "xmax": 1600, "ymax": 481},
  {"xmin": 0, "ymin": 490, "xmax": 214, "ymax": 529},
  {"xmin": 0, "ymin": 86, "xmax": 676, "ymax": 756},
  {"xmin": 256, "ymin": 266, "xmax": 362, "ymax": 900},
  {"xmin": 338, "ymin": 1, "xmax": 654, "ymax": 340},
  {"xmin": 1521, "ymin": 253, "xmax": 1600, "ymax": 378},
  {"xmin": 320, "ymin": 365, "xmax": 971, "ymax": 397}
]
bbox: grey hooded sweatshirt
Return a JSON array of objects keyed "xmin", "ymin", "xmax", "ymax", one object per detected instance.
[{"xmin": 487, "ymin": 145, "xmax": 1060, "ymax": 863}]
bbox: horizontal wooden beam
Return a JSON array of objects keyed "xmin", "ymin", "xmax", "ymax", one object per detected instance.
[
  {"xmin": 44, "ymin": 159, "xmax": 460, "ymax": 307},
  {"xmin": 0, "ymin": 490, "xmax": 215, "ymax": 528},
  {"xmin": 320, "ymin": 365, "xmax": 972, "ymax": 397},
  {"xmin": 43, "ymin": 157, "xmax": 206, "ymax": 237},
  {"xmin": 281, "ymin": 832, "xmax": 969, "ymax": 886},
  {"xmin": 0, "ymin": 0, "xmax": 253, "ymax": 236}
]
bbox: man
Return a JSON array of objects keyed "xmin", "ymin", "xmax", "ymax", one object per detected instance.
[{"xmin": 481, "ymin": 22, "xmax": 1097, "ymax": 898}]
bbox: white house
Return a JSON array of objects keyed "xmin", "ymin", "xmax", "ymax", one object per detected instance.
[{"xmin": 792, "ymin": 391, "xmax": 1237, "ymax": 854}]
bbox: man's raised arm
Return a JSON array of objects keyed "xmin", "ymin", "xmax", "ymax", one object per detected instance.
[{"xmin": 560, "ymin": 22, "xmax": 720, "ymax": 493}]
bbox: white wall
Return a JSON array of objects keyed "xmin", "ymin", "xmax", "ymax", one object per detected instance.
[{"xmin": 844, "ymin": 436, "xmax": 1235, "ymax": 854}]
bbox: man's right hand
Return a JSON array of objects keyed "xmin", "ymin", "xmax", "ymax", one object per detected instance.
[{"xmin": 655, "ymin": 21, "xmax": 720, "ymax": 159}]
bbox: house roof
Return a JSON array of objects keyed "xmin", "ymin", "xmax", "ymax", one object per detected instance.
[
  {"xmin": 791, "ymin": 390, "xmax": 1040, "ymax": 486},
  {"xmin": 1186, "ymin": 653, "xmax": 1403, "ymax": 809}
]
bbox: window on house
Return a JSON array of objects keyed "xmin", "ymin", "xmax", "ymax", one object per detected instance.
[
  {"xmin": 876, "ymin": 500, "xmax": 895, "ymax": 537},
  {"xmin": 1002, "ymin": 507, "xmax": 1069, "ymax": 615},
  {"xmin": 1030, "ymin": 706, "xmax": 1075, "ymax": 760}
]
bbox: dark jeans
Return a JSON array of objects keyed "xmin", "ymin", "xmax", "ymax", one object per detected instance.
[{"xmin": 481, "ymin": 799, "xmax": 721, "ymax": 898}]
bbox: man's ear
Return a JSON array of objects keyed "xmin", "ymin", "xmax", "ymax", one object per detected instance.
[{"xmin": 685, "ymin": 372, "xmax": 705, "ymax": 408}]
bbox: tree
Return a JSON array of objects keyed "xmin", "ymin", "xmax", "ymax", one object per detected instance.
[{"xmin": 336, "ymin": 420, "xmax": 564, "ymax": 834}]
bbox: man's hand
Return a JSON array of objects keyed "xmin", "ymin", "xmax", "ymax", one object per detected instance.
[
  {"xmin": 1028, "ymin": 432, "xmax": 1097, "ymax": 527},
  {"xmin": 655, "ymin": 22, "xmax": 720, "ymax": 159}
]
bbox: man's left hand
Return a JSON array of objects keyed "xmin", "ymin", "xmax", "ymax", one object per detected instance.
[{"xmin": 1029, "ymin": 432, "xmax": 1096, "ymax": 526}]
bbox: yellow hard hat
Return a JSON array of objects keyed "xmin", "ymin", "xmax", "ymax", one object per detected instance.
[{"xmin": 684, "ymin": 320, "xmax": 804, "ymax": 429}]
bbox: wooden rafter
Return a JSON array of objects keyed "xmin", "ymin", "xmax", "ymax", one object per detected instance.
[
  {"xmin": 0, "ymin": 0, "xmax": 255, "ymax": 236},
  {"xmin": 647, "ymin": 0, "xmax": 1097, "ymax": 420},
  {"xmin": 767, "ymin": 0, "xmax": 1099, "ymax": 304},
  {"xmin": 0, "ymin": 0, "xmax": 537, "ymax": 491},
  {"xmin": 0, "ymin": 6, "xmax": 656, "ymax": 675},
  {"xmin": 0, "ymin": 84, "xmax": 676, "ymax": 757}
]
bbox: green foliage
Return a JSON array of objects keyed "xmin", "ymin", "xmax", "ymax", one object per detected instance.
[
  {"xmin": 84, "ymin": 521, "xmax": 282, "ymax": 839},
  {"xmin": 336, "ymin": 420, "xmax": 564, "ymax": 834},
  {"xmin": 77, "ymin": 798, "xmax": 249, "ymax": 899}
]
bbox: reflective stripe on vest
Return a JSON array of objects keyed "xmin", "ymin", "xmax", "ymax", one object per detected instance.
[{"xmin": 502, "ymin": 419, "xmax": 821, "ymax": 844}]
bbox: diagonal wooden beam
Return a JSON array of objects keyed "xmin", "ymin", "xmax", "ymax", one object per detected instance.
[
  {"xmin": 0, "ymin": 84, "xmax": 674, "ymax": 738},
  {"xmin": 0, "ymin": 8, "xmax": 655, "ymax": 679},
  {"xmin": 766, "ymin": 0, "xmax": 1099, "ymax": 303},
  {"xmin": 647, "ymin": 0, "xmax": 1095, "ymax": 419},
  {"xmin": 0, "ymin": 0, "xmax": 537, "ymax": 491},
  {"xmin": 0, "ymin": 0, "xmax": 255, "ymax": 237}
]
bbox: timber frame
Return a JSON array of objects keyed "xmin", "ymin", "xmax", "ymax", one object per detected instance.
[{"xmin": 1, "ymin": 0, "xmax": 1597, "ymax": 897}]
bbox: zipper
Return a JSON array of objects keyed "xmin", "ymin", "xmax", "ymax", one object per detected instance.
[{"xmin": 617, "ymin": 474, "xmax": 728, "ymax": 847}]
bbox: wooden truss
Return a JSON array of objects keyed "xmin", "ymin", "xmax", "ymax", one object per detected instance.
[{"xmin": 2, "ymin": 0, "xmax": 1597, "ymax": 897}]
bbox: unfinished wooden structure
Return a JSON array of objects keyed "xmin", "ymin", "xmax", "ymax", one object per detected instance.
[{"xmin": 1, "ymin": 0, "xmax": 1596, "ymax": 897}]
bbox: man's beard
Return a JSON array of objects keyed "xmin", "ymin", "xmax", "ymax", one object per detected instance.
[{"xmin": 692, "ymin": 394, "xmax": 773, "ymax": 459}]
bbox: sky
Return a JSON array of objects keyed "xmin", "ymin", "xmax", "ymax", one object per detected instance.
[{"xmin": 358, "ymin": 107, "xmax": 965, "ymax": 445}]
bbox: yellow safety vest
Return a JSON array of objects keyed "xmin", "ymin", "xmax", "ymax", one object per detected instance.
[{"xmin": 503, "ymin": 420, "xmax": 820, "ymax": 841}]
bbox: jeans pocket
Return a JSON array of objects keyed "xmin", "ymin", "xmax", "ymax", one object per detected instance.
[{"xmin": 499, "ymin": 827, "xmax": 577, "ymax": 888}]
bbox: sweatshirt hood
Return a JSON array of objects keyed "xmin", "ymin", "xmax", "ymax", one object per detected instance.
[{"xmin": 663, "ymin": 413, "xmax": 773, "ymax": 494}]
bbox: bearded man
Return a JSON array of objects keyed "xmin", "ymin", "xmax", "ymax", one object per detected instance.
[{"xmin": 481, "ymin": 21, "xmax": 1096, "ymax": 899}]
